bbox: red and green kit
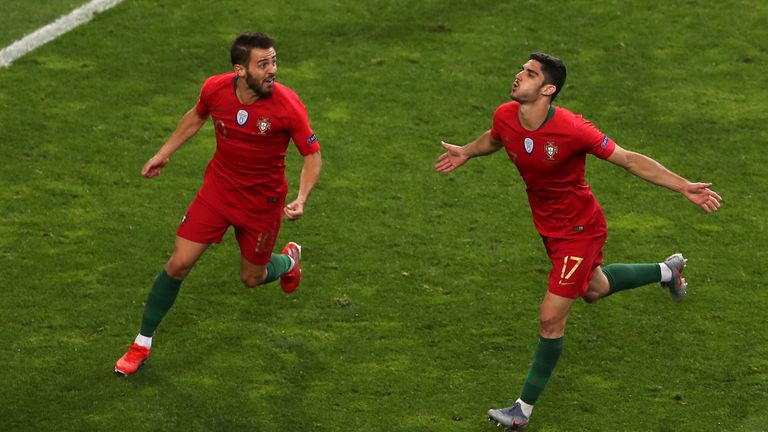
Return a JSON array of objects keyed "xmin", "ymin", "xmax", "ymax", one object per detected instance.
[
  {"xmin": 490, "ymin": 101, "xmax": 616, "ymax": 297},
  {"xmin": 177, "ymin": 73, "xmax": 320, "ymax": 265}
]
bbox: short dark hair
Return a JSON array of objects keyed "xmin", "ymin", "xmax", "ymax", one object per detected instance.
[
  {"xmin": 529, "ymin": 52, "xmax": 567, "ymax": 101},
  {"xmin": 230, "ymin": 32, "xmax": 275, "ymax": 66}
]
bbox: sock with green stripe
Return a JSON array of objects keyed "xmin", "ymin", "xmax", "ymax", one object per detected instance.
[
  {"xmin": 519, "ymin": 336, "xmax": 564, "ymax": 406},
  {"xmin": 261, "ymin": 253, "xmax": 292, "ymax": 284},
  {"xmin": 603, "ymin": 263, "xmax": 661, "ymax": 295},
  {"xmin": 139, "ymin": 270, "xmax": 182, "ymax": 337}
]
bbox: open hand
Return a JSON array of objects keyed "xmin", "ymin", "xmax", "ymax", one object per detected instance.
[
  {"xmin": 683, "ymin": 182, "xmax": 722, "ymax": 213},
  {"xmin": 435, "ymin": 141, "xmax": 469, "ymax": 173}
]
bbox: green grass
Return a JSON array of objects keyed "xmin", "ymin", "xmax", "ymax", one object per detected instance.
[
  {"xmin": 1, "ymin": 0, "xmax": 767, "ymax": 431},
  {"xmin": 0, "ymin": 0, "xmax": 88, "ymax": 47}
]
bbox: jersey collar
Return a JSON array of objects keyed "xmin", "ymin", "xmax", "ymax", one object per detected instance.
[{"xmin": 539, "ymin": 105, "xmax": 556, "ymax": 129}]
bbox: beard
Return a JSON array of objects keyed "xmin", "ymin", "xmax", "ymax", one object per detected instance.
[
  {"xmin": 510, "ymin": 87, "xmax": 536, "ymax": 103},
  {"xmin": 245, "ymin": 71, "xmax": 274, "ymax": 98}
]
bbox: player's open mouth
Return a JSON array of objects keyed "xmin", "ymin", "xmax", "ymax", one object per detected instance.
[{"xmin": 265, "ymin": 78, "xmax": 275, "ymax": 85}]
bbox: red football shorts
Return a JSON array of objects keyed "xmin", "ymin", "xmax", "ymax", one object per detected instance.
[
  {"xmin": 542, "ymin": 233, "xmax": 606, "ymax": 298},
  {"xmin": 176, "ymin": 194, "xmax": 282, "ymax": 265}
]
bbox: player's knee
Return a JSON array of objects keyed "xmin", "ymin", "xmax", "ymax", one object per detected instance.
[
  {"xmin": 539, "ymin": 314, "xmax": 566, "ymax": 337},
  {"xmin": 582, "ymin": 291, "xmax": 601, "ymax": 304},
  {"xmin": 240, "ymin": 272, "xmax": 266, "ymax": 288},
  {"xmin": 165, "ymin": 258, "xmax": 193, "ymax": 280},
  {"xmin": 584, "ymin": 271, "xmax": 610, "ymax": 304}
]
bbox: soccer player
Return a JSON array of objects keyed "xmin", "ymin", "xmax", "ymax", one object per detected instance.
[
  {"xmin": 115, "ymin": 32, "xmax": 322, "ymax": 376},
  {"xmin": 435, "ymin": 53, "xmax": 721, "ymax": 430}
]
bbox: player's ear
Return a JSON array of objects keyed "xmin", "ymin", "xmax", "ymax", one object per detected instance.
[
  {"xmin": 233, "ymin": 63, "xmax": 246, "ymax": 77},
  {"xmin": 542, "ymin": 84, "xmax": 556, "ymax": 97}
]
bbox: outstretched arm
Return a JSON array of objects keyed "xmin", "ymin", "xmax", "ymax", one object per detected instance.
[
  {"xmin": 606, "ymin": 144, "xmax": 722, "ymax": 213},
  {"xmin": 141, "ymin": 108, "xmax": 209, "ymax": 178},
  {"xmin": 284, "ymin": 151, "xmax": 322, "ymax": 221},
  {"xmin": 435, "ymin": 130, "xmax": 504, "ymax": 173}
]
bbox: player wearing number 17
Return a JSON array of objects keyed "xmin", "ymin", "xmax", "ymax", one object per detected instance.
[
  {"xmin": 435, "ymin": 53, "xmax": 721, "ymax": 430},
  {"xmin": 115, "ymin": 32, "xmax": 322, "ymax": 376}
]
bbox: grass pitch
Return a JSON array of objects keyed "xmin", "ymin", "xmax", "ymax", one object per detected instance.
[{"xmin": 1, "ymin": 1, "xmax": 766, "ymax": 431}]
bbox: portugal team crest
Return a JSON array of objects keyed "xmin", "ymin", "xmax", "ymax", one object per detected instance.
[
  {"xmin": 236, "ymin": 109, "xmax": 249, "ymax": 126},
  {"xmin": 524, "ymin": 137, "xmax": 534, "ymax": 154},
  {"xmin": 545, "ymin": 142, "xmax": 558, "ymax": 160},
  {"xmin": 257, "ymin": 117, "xmax": 271, "ymax": 135}
]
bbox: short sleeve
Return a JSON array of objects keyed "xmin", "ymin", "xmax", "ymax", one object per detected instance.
[
  {"xmin": 572, "ymin": 115, "xmax": 616, "ymax": 159},
  {"xmin": 288, "ymin": 97, "xmax": 320, "ymax": 156},
  {"xmin": 194, "ymin": 78, "xmax": 212, "ymax": 117},
  {"xmin": 490, "ymin": 104, "xmax": 505, "ymax": 142}
]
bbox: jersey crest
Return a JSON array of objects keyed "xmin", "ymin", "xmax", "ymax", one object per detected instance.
[
  {"xmin": 236, "ymin": 109, "xmax": 249, "ymax": 126},
  {"xmin": 257, "ymin": 117, "xmax": 271, "ymax": 134},
  {"xmin": 545, "ymin": 142, "xmax": 558, "ymax": 160},
  {"xmin": 524, "ymin": 137, "xmax": 534, "ymax": 154}
]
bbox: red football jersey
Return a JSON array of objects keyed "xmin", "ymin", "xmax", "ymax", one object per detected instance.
[
  {"xmin": 194, "ymin": 72, "xmax": 320, "ymax": 211},
  {"xmin": 490, "ymin": 101, "xmax": 616, "ymax": 238}
]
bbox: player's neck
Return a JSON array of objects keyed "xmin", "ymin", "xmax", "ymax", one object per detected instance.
[
  {"xmin": 235, "ymin": 79, "xmax": 260, "ymax": 105},
  {"xmin": 518, "ymin": 98, "xmax": 552, "ymax": 131}
]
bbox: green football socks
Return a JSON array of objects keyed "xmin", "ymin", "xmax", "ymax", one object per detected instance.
[
  {"xmin": 139, "ymin": 270, "xmax": 182, "ymax": 337},
  {"xmin": 262, "ymin": 253, "xmax": 292, "ymax": 284},
  {"xmin": 603, "ymin": 263, "xmax": 661, "ymax": 295},
  {"xmin": 520, "ymin": 336, "xmax": 564, "ymax": 405},
  {"xmin": 137, "ymin": 254, "xmax": 291, "ymax": 337}
]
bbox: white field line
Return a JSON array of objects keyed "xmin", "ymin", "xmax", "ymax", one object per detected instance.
[{"xmin": 0, "ymin": 0, "xmax": 125, "ymax": 68}]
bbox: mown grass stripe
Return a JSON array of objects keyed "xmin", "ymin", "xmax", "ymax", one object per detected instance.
[{"xmin": 0, "ymin": 0, "xmax": 124, "ymax": 68}]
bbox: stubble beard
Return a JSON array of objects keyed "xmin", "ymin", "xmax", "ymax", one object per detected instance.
[
  {"xmin": 510, "ymin": 87, "xmax": 537, "ymax": 104},
  {"xmin": 245, "ymin": 72, "xmax": 274, "ymax": 98}
]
